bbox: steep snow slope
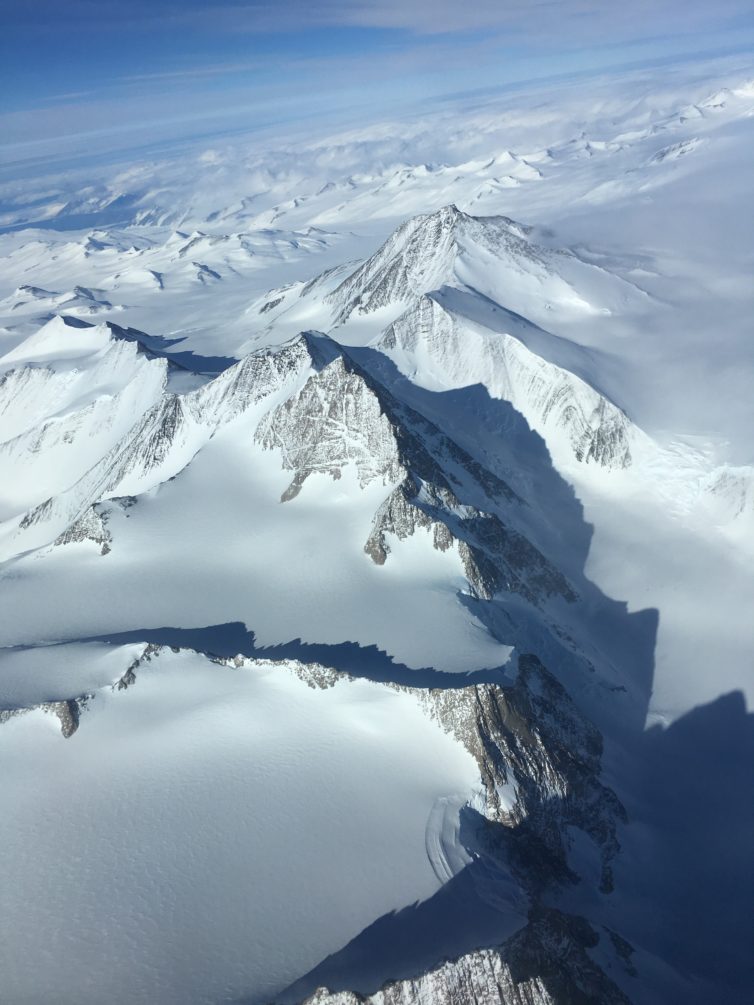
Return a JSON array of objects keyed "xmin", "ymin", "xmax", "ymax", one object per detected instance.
[
  {"xmin": 377, "ymin": 289, "xmax": 637, "ymax": 472},
  {"xmin": 0, "ymin": 317, "xmax": 167, "ymax": 517}
]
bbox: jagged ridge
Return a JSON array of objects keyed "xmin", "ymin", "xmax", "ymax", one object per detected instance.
[{"xmin": 255, "ymin": 343, "xmax": 575, "ymax": 606}]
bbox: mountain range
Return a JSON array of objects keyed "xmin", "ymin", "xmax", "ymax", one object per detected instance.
[{"xmin": 0, "ymin": 69, "xmax": 752, "ymax": 1005}]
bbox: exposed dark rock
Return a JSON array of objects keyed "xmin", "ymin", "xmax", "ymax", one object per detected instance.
[{"xmin": 0, "ymin": 696, "xmax": 88, "ymax": 738}]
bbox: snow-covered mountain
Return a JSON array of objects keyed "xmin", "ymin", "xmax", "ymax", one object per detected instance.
[
  {"xmin": 4, "ymin": 322, "xmax": 634, "ymax": 710},
  {"xmin": 244, "ymin": 205, "xmax": 649, "ymax": 475},
  {"xmin": 0, "ymin": 66, "xmax": 752, "ymax": 1005},
  {"xmin": 377, "ymin": 289, "xmax": 636, "ymax": 471},
  {"xmin": 247, "ymin": 203, "xmax": 647, "ymax": 342}
]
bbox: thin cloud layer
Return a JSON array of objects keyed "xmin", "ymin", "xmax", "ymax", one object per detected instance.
[
  {"xmin": 2, "ymin": 0, "xmax": 753, "ymax": 172},
  {"xmin": 5, "ymin": 0, "xmax": 753, "ymax": 36}
]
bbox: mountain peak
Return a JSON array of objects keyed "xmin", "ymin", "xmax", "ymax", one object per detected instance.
[
  {"xmin": 421, "ymin": 202, "xmax": 463, "ymax": 224},
  {"xmin": 323, "ymin": 205, "xmax": 546, "ymax": 327},
  {"xmin": 324, "ymin": 205, "xmax": 473, "ymax": 324}
]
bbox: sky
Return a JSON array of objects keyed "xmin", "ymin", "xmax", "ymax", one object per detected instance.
[{"xmin": 2, "ymin": 0, "xmax": 754, "ymax": 174}]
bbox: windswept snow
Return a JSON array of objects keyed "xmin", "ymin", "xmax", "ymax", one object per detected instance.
[{"xmin": 0, "ymin": 646, "xmax": 482, "ymax": 1005}]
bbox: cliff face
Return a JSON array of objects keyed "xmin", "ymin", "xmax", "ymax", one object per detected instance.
[
  {"xmin": 301, "ymin": 948, "xmax": 557, "ymax": 1005},
  {"xmin": 417, "ymin": 654, "xmax": 625, "ymax": 894}
]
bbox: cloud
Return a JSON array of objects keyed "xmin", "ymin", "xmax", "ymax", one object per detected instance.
[
  {"xmin": 9, "ymin": 0, "xmax": 754, "ymax": 38},
  {"xmin": 315, "ymin": 0, "xmax": 753, "ymax": 36},
  {"xmin": 3, "ymin": 0, "xmax": 752, "ymax": 179},
  {"xmin": 121, "ymin": 63, "xmax": 265, "ymax": 83}
]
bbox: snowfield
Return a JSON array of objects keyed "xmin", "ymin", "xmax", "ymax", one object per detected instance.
[{"xmin": 0, "ymin": 646, "xmax": 483, "ymax": 1004}]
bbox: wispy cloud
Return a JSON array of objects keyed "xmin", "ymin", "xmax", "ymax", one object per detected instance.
[
  {"xmin": 121, "ymin": 62, "xmax": 266, "ymax": 83},
  {"xmin": 307, "ymin": 0, "xmax": 754, "ymax": 36},
  {"xmin": 8, "ymin": 0, "xmax": 754, "ymax": 37}
]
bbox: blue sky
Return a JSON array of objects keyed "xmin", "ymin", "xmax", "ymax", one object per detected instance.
[{"xmin": 2, "ymin": 0, "xmax": 753, "ymax": 172}]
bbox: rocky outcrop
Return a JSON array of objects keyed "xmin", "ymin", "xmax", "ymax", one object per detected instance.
[
  {"xmin": 55, "ymin": 503, "xmax": 113, "ymax": 554},
  {"xmin": 54, "ymin": 495, "xmax": 137, "ymax": 554},
  {"xmin": 113, "ymin": 643, "xmax": 165, "ymax": 690},
  {"xmin": 53, "ymin": 698, "xmax": 82, "ymax": 738},
  {"xmin": 443, "ymin": 654, "xmax": 625, "ymax": 894},
  {"xmin": 255, "ymin": 356, "xmax": 404, "ymax": 500},
  {"xmin": 0, "ymin": 696, "xmax": 86, "ymax": 738},
  {"xmin": 254, "ymin": 343, "xmax": 573, "ymax": 607},
  {"xmin": 301, "ymin": 907, "xmax": 631, "ymax": 1005},
  {"xmin": 364, "ymin": 479, "xmax": 574, "ymax": 604}
]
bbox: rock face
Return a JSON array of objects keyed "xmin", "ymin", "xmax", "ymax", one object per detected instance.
[
  {"xmin": 364, "ymin": 481, "xmax": 573, "ymax": 605},
  {"xmin": 55, "ymin": 496, "xmax": 137, "ymax": 554},
  {"xmin": 0, "ymin": 696, "xmax": 86, "ymax": 738},
  {"xmin": 254, "ymin": 342, "xmax": 574, "ymax": 607},
  {"xmin": 301, "ymin": 948, "xmax": 556, "ymax": 1005},
  {"xmin": 417, "ymin": 654, "xmax": 625, "ymax": 894},
  {"xmin": 255, "ymin": 356, "xmax": 404, "ymax": 500},
  {"xmin": 55, "ymin": 503, "xmax": 113, "ymax": 554}
]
